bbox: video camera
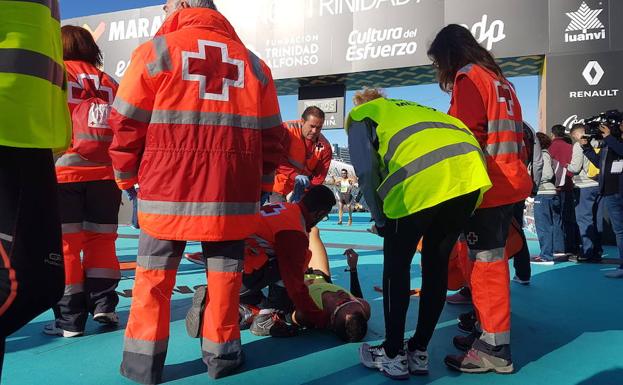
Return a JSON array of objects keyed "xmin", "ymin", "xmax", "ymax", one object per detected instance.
[{"xmin": 584, "ymin": 109, "xmax": 623, "ymax": 139}]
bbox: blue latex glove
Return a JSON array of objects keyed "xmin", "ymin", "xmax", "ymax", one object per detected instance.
[
  {"xmin": 294, "ymin": 174, "xmax": 310, "ymax": 188},
  {"xmin": 124, "ymin": 187, "xmax": 138, "ymax": 201},
  {"xmin": 260, "ymin": 191, "xmax": 271, "ymax": 206}
]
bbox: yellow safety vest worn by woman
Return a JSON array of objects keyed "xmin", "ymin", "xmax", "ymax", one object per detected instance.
[
  {"xmin": 346, "ymin": 97, "xmax": 491, "ymax": 222},
  {"xmin": 0, "ymin": 0, "xmax": 70, "ymax": 150}
]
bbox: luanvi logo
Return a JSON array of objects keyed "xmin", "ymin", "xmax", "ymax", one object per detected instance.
[
  {"xmin": 565, "ymin": 1, "xmax": 606, "ymax": 43},
  {"xmin": 569, "ymin": 61, "xmax": 620, "ymax": 99}
]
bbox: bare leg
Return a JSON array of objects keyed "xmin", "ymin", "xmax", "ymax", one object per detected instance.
[
  {"xmin": 338, "ymin": 203, "xmax": 344, "ymax": 224},
  {"xmin": 307, "ymin": 227, "xmax": 331, "ymax": 276}
]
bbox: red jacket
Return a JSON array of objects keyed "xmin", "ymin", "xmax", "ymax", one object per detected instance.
[
  {"xmin": 55, "ymin": 60, "xmax": 118, "ymax": 183},
  {"xmin": 108, "ymin": 8, "xmax": 285, "ymax": 241},
  {"xmin": 271, "ymin": 120, "xmax": 332, "ymax": 195},
  {"xmin": 549, "ymin": 138, "xmax": 574, "ymax": 191},
  {"xmin": 244, "ymin": 202, "xmax": 328, "ymax": 328},
  {"xmin": 449, "ymin": 64, "xmax": 531, "ymax": 208}
]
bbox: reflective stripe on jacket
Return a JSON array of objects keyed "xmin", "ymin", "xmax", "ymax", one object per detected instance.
[
  {"xmin": 108, "ymin": 8, "xmax": 285, "ymax": 241},
  {"xmin": 0, "ymin": 0, "xmax": 71, "ymax": 150},
  {"xmin": 449, "ymin": 64, "xmax": 532, "ymax": 208},
  {"xmin": 347, "ymin": 98, "xmax": 492, "ymax": 219}
]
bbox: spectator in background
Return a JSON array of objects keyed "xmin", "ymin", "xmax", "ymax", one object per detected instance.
[
  {"xmin": 567, "ymin": 124, "xmax": 603, "ymax": 263},
  {"xmin": 582, "ymin": 121, "xmax": 623, "ymax": 278},
  {"xmin": 511, "ymin": 122, "xmax": 543, "ymax": 284},
  {"xmin": 549, "ymin": 125, "xmax": 580, "ymax": 259},
  {"xmin": 531, "ymin": 133, "xmax": 564, "ymax": 265},
  {"xmin": 332, "ymin": 169, "xmax": 357, "ymax": 225}
]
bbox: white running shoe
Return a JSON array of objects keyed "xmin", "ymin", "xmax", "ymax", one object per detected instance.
[
  {"xmin": 405, "ymin": 344, "xmax": 428, "ymax": 375},
  {"xmin": 605, "ymin": 268, "xmax": 623, "ymax": 278},
  {"xmin": 512, "ymin": 275, "xmax": 530, "ymax": 285},
  {"xmin": 93, "ymin": 312, "xmax": 119, "ymax": 325},
  {"xmin": 43, "ymin": 323, "xmax": 83, "ymax": 338},
  {"xmin": 359, "ymin": 343, "xmax": 409, "ymax": 380}
]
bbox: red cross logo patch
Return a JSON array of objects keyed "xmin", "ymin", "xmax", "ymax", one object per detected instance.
[
  {"xmin": 261, "ymin": 203, "xmax": 286, "ymax": 217},
  {"xmin": 182, "ymin": 39, "xmax": 245, "ymax": 101},
  {"xmin": 68, "ymin": 74, "xmax": 114, "ymax": 105},
  {"xmin": 494, "ymin": 80, "xmax": 514, "ymax": 117},
  {"xmin": 466, "ymin": 232, "xmax": 479, "ymax": 246}
]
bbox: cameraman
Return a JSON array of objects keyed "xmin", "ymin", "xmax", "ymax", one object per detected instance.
[
  {"xmin": 568, "ymin": 124, "xmax": 603, "ymax": 263},
  {"xmin": 581, "ymin": 117, "xmax": 623, "ymax": 278}
]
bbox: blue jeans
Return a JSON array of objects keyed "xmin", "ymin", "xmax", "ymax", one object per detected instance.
[
  {"xmin": 534, "ymin": 194, "xmax": 564, "ymax": 260},
  {"xmin": 575, "ymin": 186, "xmax": 603, "ymax": 259},
  {"xmin": 602, "ymin": 194, "xmax": 623, "ymax": 260},
  {"xmin": 561, "ymin": 190, "xmax": 580, "ymax": 254}
]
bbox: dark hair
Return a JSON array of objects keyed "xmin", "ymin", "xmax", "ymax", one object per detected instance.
[
  {"xmin": 301, "ymin": 185, "xmax": 336, "ymax": 213},
  {"xmin": 335, "ymin": 312, "xmax": 367, "ymax": 342},
  {"xmin": 427, "ymin": 24, "xmax": 506, "ymax": 92},
  {"xmin": 536, "ymin": 132, "xmax": 552, "ymax": 149},
  {"xmin": 61, "ymin": 25, "xmax": 103, "ymax": 67},
  {"xmin": 551, "ymin": 124, "xmax": 567, "ymax": 138},
  {"xmin": 570, "ymin": 123, "xmax": 586, "ymax": 136},
  {"xmin": 341, "ymin": 169, "xmax": 348, "ymax": 173},
  {"xmin": 302, "ymin": 106, "xmax": 325, "ymax": 122}
]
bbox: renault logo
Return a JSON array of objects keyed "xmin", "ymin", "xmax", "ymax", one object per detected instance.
[{"xmin": 582, "ymin": 61, "xmax": 604, "ymax": 85}]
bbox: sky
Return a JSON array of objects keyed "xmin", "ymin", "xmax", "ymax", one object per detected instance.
[{"xmin": 59, "ymin": 1, "xmax": 541, "ymax": 146}]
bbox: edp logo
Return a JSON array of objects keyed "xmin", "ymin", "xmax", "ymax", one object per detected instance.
[{"xmin": 462, "ymin": 14, "xmax": 506, "ymax": 51}]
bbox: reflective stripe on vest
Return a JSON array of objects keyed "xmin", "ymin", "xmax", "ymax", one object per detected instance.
[
  {"xmin": 0, "ymin": 0, "xmax": 71, "ymax": 149},
  {"xmin": 378, "ymin": 142, "xmax": 482, "ymax": 200},
  {"xmin": 383, "ymin": 121, "xmax": 472, "ymax": 166},
  {"xmin": 0, "ymin": 49, "xmax": 64, "ymax": 88},
  {"xmin": 138, "ymin": 200, "xmax": 259, "ymax": 216}
]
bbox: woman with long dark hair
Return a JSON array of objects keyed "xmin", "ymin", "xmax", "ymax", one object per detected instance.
[
  {"xmin": 44, "ymin": 26, "xmax": 122, "ymax": 338},
  {"xmin": 428, "ymin": 24, "xmax": 532, "ymax": 374}
]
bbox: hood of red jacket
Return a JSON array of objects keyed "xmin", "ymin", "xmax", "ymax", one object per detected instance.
[{"xmin": 155, "ymin": 8, "xmax": 243, "ymax": 45}]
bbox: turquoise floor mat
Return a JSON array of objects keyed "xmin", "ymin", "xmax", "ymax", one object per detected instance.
[{"xmin": 4, "ymin": 213, "xmax": 623, "ymax": 385}]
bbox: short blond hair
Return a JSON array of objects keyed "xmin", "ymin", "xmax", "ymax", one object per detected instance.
[{"xmin": 353, "ymin": 88, "xmax": 386, "ymax": 106}]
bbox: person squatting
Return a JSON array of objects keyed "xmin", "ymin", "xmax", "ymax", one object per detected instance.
[{"xmin": 7, "ymin": 0, "xmax": 621, "ymax": 384}]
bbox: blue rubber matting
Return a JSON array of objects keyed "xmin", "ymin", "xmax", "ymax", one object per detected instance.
[{"xmin": 4, "ymin": 213, "xmax": 623, "ymax": 385}]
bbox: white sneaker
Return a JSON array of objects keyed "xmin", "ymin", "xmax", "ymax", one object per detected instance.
[
  {"xmin": 604, "ymin": 268, "xmax": 623, "ymax": 278},
  {"xmin": 512, "ymin": 275, "xmax": 530, "ymax": 285},
  {"xmin": 43, "ymin": 323, "xmax": 83, "ymax": 338},
  {"xmin": 405, "ymin": 343, "xmax": 428, "ymax": 375},
  {"xmin": 93, "ymin": 312, "xmax": 119, "ymax": 325},
  {"xmin": 359, "ymin": 343, "xmax": 409, "ymax": 380}
]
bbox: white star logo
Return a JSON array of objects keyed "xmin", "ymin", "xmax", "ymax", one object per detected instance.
[{"xmin": 566, "ymin": 1, "xmax": 604, "ymax": 34}]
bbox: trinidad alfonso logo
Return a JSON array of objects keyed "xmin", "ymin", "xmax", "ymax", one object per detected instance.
[{"xmin": 565, "ymin": 1, "xmax": 606, "ymax": 43}]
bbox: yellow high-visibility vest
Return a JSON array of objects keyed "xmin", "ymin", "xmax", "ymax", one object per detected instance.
[
  {"xmin": 0, "ymin": 0, "xmax": 70, "ymax": 150},
  {"xmin": 347, "ymin": 98, "xmax": 492, "ymax": 219}
]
